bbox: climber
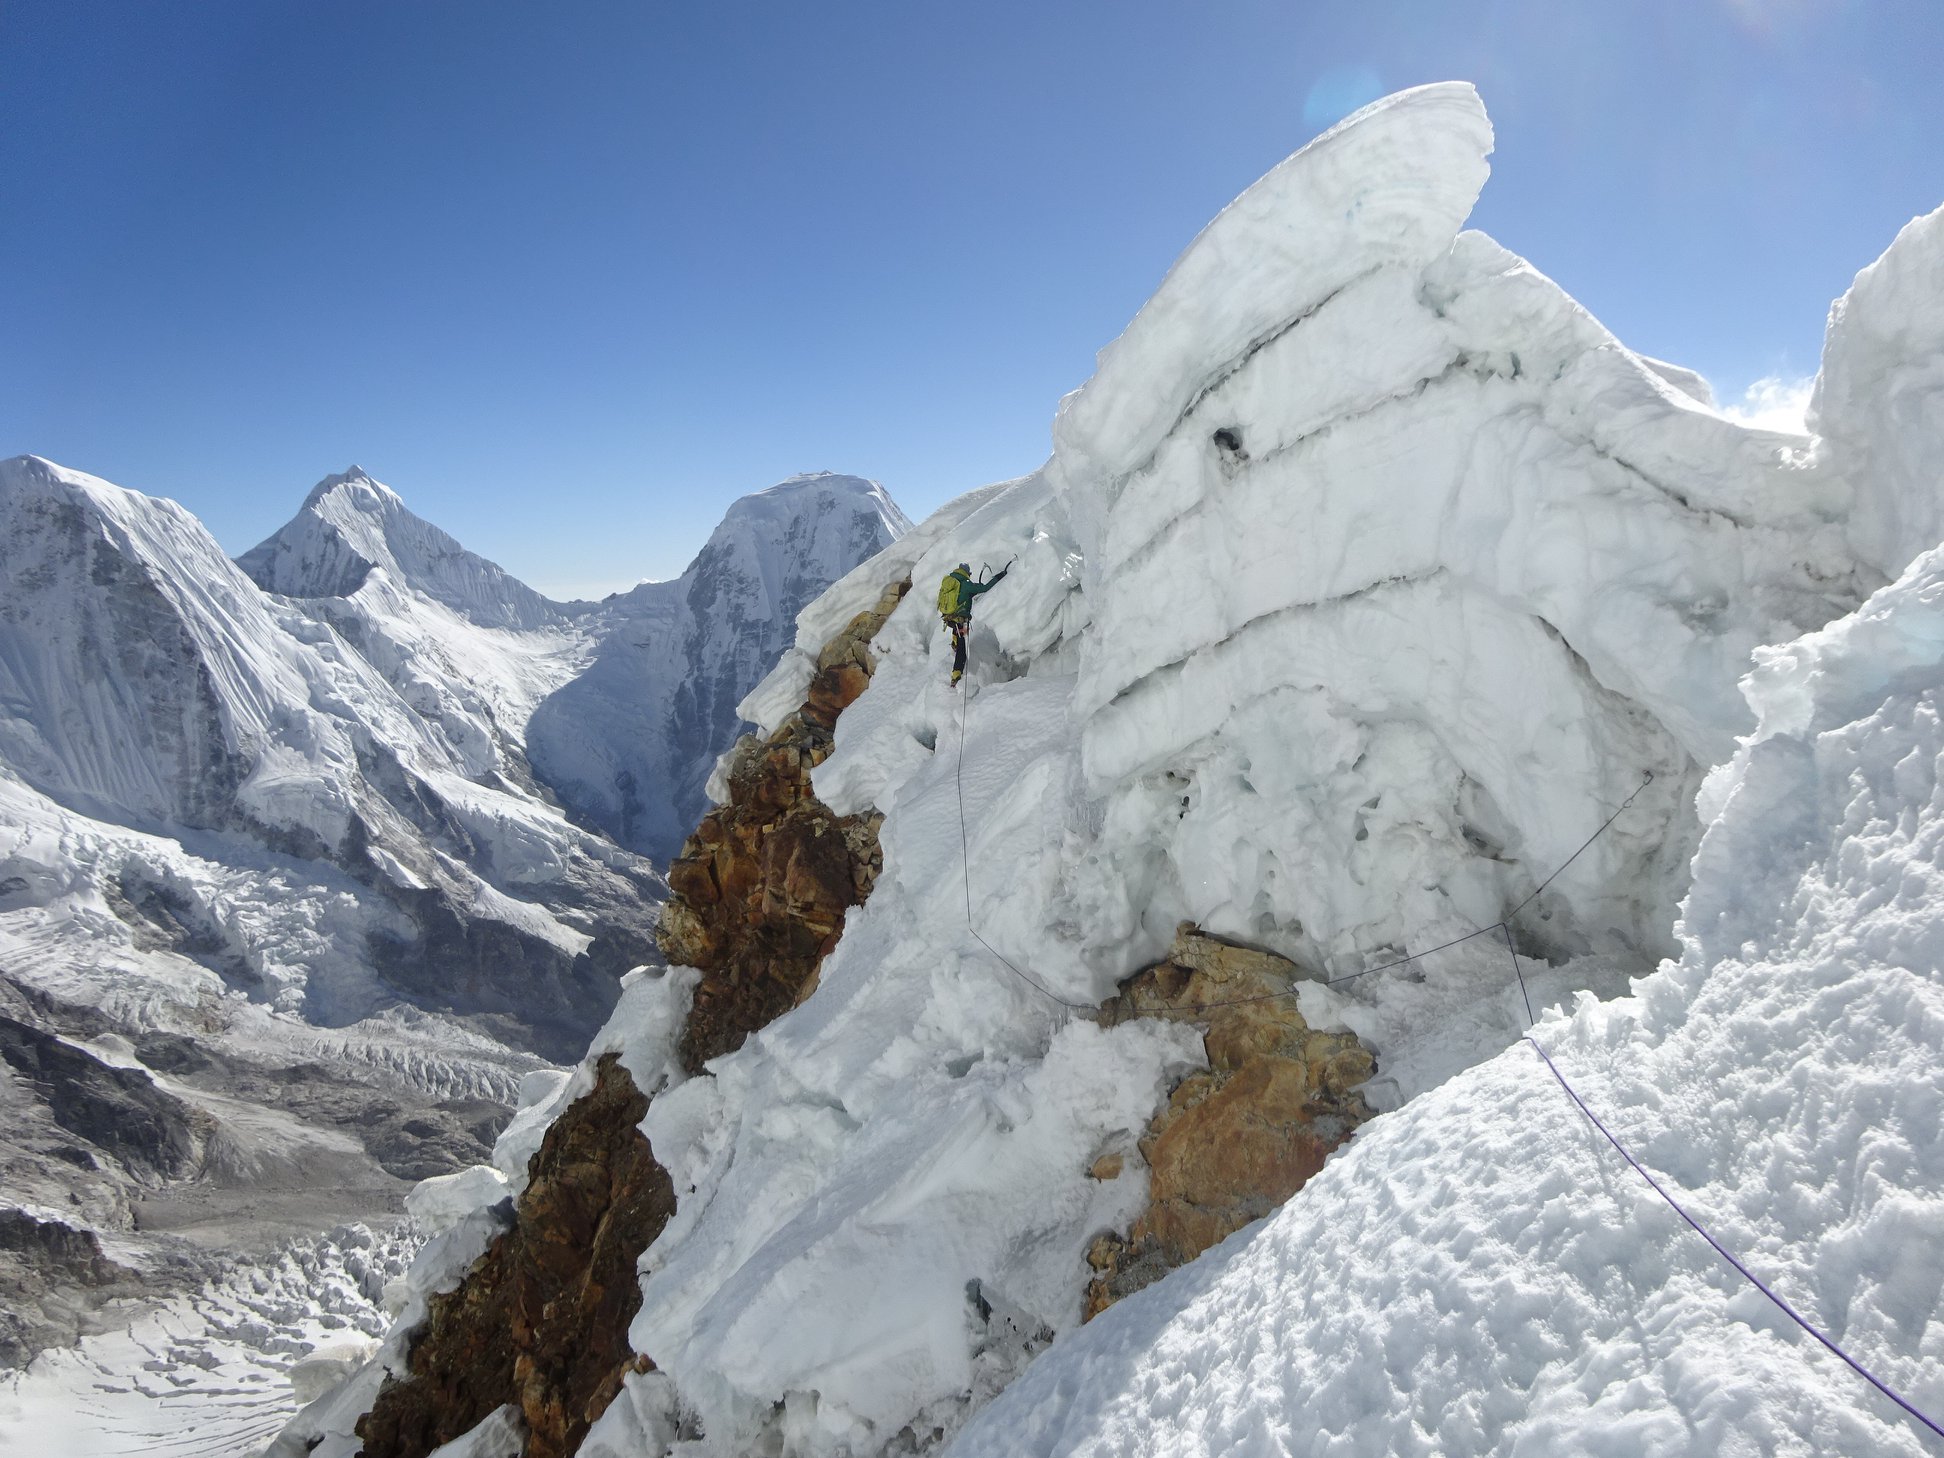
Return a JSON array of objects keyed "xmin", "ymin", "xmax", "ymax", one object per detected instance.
[{"xmin": 937, "ymin": 560, "xmax": 1008, "ymax": 686}]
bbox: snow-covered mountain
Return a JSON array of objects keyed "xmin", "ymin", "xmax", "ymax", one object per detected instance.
[
  {"xmin": 237, "ymin": 466, "xmax": 909, "ymax": 861},
  {"xmin": 266, "ymin": 84, "xmax": 1944, "ymax": 1458},
  {"xmin": 525, "ymin": 472, "xmax": 912, "ymax": 857},
  {"xmin": 239, "ymin": 466, "xmax": 563, "ymax": 631},
  {"xmin": 0, "ymin": 457, "xmax": 901, "ymax": 1372},
  {"xmin": 0, "ymin": 455, "xmax": 660, "ymax": 1060}
]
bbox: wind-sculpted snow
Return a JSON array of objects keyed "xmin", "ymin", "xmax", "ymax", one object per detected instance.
[
  {"xmin": 1055, "ymin": 86, "xmax": 1861, "ymax": 988},
  {"xmin": 281, "ymin": 83, "xmax": 1944, "ymax": 1458},
  {"xmin": 1053, "ymin": 83, "xmax": 1493, "ymax": 489},
  {"xmin": 946, "ymin": 541, "xmax": 1944, "ymax": 1458}
]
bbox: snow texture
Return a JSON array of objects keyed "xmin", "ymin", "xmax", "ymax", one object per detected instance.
[
  {"xmin": 1809, "ymin": 202, "xmax": 1944, "ymax": 581},
  {"xmin": 0, "ymin": 1221, "xmax": 414, "ymax": 1458}
]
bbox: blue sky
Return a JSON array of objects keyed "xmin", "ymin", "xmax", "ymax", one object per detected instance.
[{"xmin": 4, "ymin": 1, "xmax": 1941, "ymax": 595}]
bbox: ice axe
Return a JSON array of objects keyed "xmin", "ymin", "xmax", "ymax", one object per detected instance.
[{"xmin": 978, "ymin": 557, "xmax": 1018, "ymax": 584}]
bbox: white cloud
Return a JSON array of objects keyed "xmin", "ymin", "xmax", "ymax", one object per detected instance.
[{"xmin": 1722, "ymin": 375, "xmax": 1814, "ymax": 434}]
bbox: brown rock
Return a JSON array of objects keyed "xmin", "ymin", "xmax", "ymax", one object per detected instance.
[
  {"xmin": 661, "ymin": 582, "xmax": 910, "ymax": 1074},
  {"xmin": 356, "ymin": 1054, "xmax": 673, "ymax": 1458},
  {"xmin": 1084, "ymin": 922, "xmax": 1375, "ymax": 1320},
  {"xmin": 360, "ymin": 579, "xmax": 914, "ymax": 1453},
  {"xmin": 804, "ymin": 660, "xmax": 872, "ymax": 728}
]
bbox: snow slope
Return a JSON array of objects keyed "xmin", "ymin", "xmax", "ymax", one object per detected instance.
[
  {"xmin": 238, "ymin": 466, "xmax": 588, "ymax": 787},
  {"xmin": 283, "ymin": 83, "xmax": 1944, "ymax": 1458}
]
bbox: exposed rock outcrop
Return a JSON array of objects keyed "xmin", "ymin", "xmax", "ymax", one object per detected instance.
[
  {"xmin": 357, "ymin": 1054, "xmax": 669, "ymax": 1458},
  {"xmin": 659, "ymin": 580, "xmax": 905, "ymax": 1072},
  {"xmin": 353, "ymin": 581, "xmax": 908, "ymax": 1456},
  {"xmin": 0, "ymin": 1014, "xmax": 212, "ymax": 1182},
  {"xmin": 0, "ymin": 1209, "xmax": 142, "ymax": 1367},
  {"xmin": 1085, "ymin": 924, "xmax": 1375, "ymax": 1319}
]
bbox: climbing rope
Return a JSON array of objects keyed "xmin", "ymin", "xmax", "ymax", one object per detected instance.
[
  {"xmin": 1527, "ymin": 1035, "xmax": 1944, "ymax": 1446},
  {"xmin": 951, "ymin": 677, "xmax": 1941, "ymax": 1441}
]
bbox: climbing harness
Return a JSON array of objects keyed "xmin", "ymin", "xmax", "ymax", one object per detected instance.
[{"xmin": 951, "ymin": 696, "xmax": 1943, "ymax": 1442}]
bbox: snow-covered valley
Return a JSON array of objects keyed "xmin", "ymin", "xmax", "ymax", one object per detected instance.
[{"xmin": 12, "ymin": 75, "xmax": 1944, "ymax": 1458}]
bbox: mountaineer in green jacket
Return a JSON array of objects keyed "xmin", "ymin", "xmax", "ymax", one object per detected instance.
[{"xmin": 938, "ymin": 561, "xmax": 1008, "ymax": 686}]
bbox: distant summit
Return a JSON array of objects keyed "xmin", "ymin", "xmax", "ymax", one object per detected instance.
[
  {"xmin": 526, "ymin": 470, "xmax": 910, "ymax": 857},
  {"xmin": 239, "ymin": 466, "xmax": 561, "ymax": 631}
]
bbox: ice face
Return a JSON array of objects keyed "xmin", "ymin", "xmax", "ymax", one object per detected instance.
[{"xmin": 1810, "ymin": 202, "xmax": 1944, "ymax": 581}]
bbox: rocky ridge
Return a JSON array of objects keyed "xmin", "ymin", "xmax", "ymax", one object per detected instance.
[
  {"xmin": 661, "ymin": 578, "xmax": 908, "ymax": 1068},
  {"xmin": 348, "ymin": 583, "xmax": 909, "ymax": 1458},
  {"xmin": 332, "ymin": 576, "xmax": 1389, "ymax": 1455}
]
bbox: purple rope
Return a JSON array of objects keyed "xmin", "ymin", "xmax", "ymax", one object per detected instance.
[{"xmin": 1526, "ymin": 1035, "xmax": 1944, "ymax": 1445}]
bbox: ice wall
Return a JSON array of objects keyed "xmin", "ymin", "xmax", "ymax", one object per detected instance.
[
  {"xmin": 1811, "ymin": 202, "xmax": 1944, "ymax": 581},
  {"xmin": 1050, "ymin": 82, "xmax": 1863, "ymax": 980}
]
